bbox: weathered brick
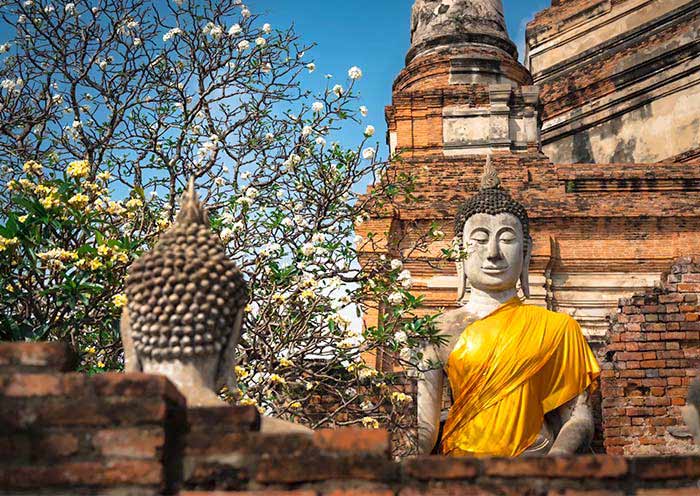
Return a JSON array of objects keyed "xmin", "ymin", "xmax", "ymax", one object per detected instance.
[
  {"xmin": 92, "ymin": 427, "xmax": 165, "ymax": 459},
  {"xmin": 0, "ymin": 342, "xmax": 77, "ymax": 373},
  {"xmin": 313, "ymin": 428, "xmax": 390, "ymax": 457},
  {"xmin": 482, "ymin": 456, "xmax": 628, "ymax": 478},
  {"xmin": 403, "ymin": 456, "xmax": 479, "ymax": 480}
]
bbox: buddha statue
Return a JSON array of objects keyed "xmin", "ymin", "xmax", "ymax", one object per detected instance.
[
  {"xmin": 121, "ymin": 180, "xmax": 310, "ymax": 434},
  {"xmin": 417, "ymin": 159, "xmax": 601, "ymax": 457},
  {"xmin": 682, "ymin": 377, "xmax": 700, "ymax": 445}
]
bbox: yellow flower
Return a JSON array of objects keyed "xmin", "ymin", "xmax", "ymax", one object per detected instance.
[
  {"xmin": 289, "ymin": 401, "xmax": 302, "ymax": 409},
  {"xmin": 391, "ymin": 391, "xmax": 412, "ymax": 404},
  {"xmin": 112, "ymin": 293, "xmax": 128, "ymax": 308},
  {"xmin": 125, "ymin": 197, "xmax": 143, "ymax": 209},
  {"xmin": 156, "ymin": 217, "xmax": 170, "ymax": 230},
  {"xmin": 300, "ymin": 289, "xmax": 315, "ymax": 300},
  {"xmin": 67, "ymin": 193, "xmax": 89, "ymax": 209},
  {"xmin": 111, "ymin": 251, "xmax": 128, "ymax": 264},
  {"xmin": 18, "ymin": 178, "xmax": 34, "ymax": 190},
  {"xmin": 58, "ymin": 250, "xmax": 78, "ymax": 262},
  {"xmin": 67, "ymin": 160, "xmax": 90, "ymax": 178},
  {"xmin": 35, "ymin": 184, "xmax": 57, "ymax": 197},
  {"xmin": 97, "ymin": 361, "xmax": 105, "ymax": 368},
  {"xmin": 97, "ymin": 244, "xmax": 110, "ymax": 257},
  {"xmin": 234, "ymin": 365, "xmax": 249, "ymax": 379},
  {"xmin": 7, "ymin": 179, "xmax": 19, "ymax": 191},
  {"xmin": 17, "ymin": 215, "xmax": 28, "ymax": 223},
  {"xmin": 244, "ymin": 304, "xmax": 253, "ymax": 313},
  {"xmin": 0, "ymin": 236, "xmax": 19, "ymax": 252},
  {"xmin": 96, "ymin": 171, "xmax": 111, "ymax": 182},
  {"xmin": 5, "ymin": 284, "xmax": 14, "ymax": 292},
  {"xmin": 75, "ymin": 258, "xmax": 88, "ymax": 269},
  {"xmin": 269, "ymin": 374, "xmax": 286, "ymax": 385},
  {"xmin": 279, "ymin": 358, "xmax": 294, "ymax": 368},
  {"xmin": 86, "ymin": 346, "xmax": 96, "ymax": 354},
  {"xmin": 89, "ymin": 258, "xmax": 103, "ymax": 270},
  {"xmin": 240, "ymin": 396, "xmax": 257, "ymax": 406},
  {"xmin": 106, "ymin": 201, "xmax": 125, "ymax": 215},
  {"xmin": 40, "ymin": 196, "xmax": 59, "ymax": 209},
  {"xmin": 23, "ymin": 160, "xmax": 43, "ymax": 175},
  {"xmin": 361, "ymin": 417, "xmax": 379, "ymax": 429}
]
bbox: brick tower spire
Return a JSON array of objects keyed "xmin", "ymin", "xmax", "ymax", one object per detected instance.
[{"xmin": 408, "ymin": 0, "xmax": 517, "ymax": 64}]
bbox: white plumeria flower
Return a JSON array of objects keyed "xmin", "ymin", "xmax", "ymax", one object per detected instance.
[
  {"xmin": 362, "ymin": 147, "xmax": 375, "ymax": 160},
  {"xmin": 262, "ymin": 23, "xmax": 271, "ymax": 34},
  {"xmin": 228, "ymin": 24, "xmax": 242, "ymax": 36},
  {"xmin": 312, "ymin": 101, "xmax": 323, "ymax": 113},
  {"xmin": 255, "ymin": 37, "xmax": 266, "ymax": 47},
  {"xmin": 133, "ymin": 37, "xmax": 142, "ymax": 47},
  {"xmin": 265, "ymin": 132, "xmax": 274, "ymax": 141},
  {"xmin": 64, "ymin": 3, "xmax": 75, "ymax": 14},
  {"xmin": 399, "ymin": 347, "xmax": 412, "ymax": 362},
  {"xmin": 359, "ymin": 105, "xmax": 368, "ymax": 117},
  {"xmin": 99, "ymin": 59, "xmax": 108, "ymax": 70},
  {"xmin": 306, "ymin": 63, "xmax": 316, "ymax": 73},
  {"xmin": 394, "ymin": 331, "xmax": 408, "ymax": 344},
  {"xmin": 315, "ymin": 137, "xmax": 326, "ymax": 147},
  {"xmin": 332, "ymin": 84, "xmax": 343, "ymax": 97},
  {"xmin": 238, "ymin": 40, "xmax": 250, "ymax": 51},
  {"xmin": 17, "ymin": 15, "xmax": 27, "ymax": 23},
  {"xmin": 364, "ymin": 125, "xmax": 375, "ymax": 137},
  {"xmin": 172, "ymin": 0, "xmax": 184, "ymax": 6},
  {"xmin": 163, "ymin": 27, "xmax": 183, "ymax": 42},
  {"xmin": 214, "ymin": 177, "xmax": 225, "ymax": 186},
  {"xmin": 387, "ymin": 292, "xmax": 404, "ymax": 305},
  {"xmin": 262, "ymin": 62, "xmax": 271, "ymax": 73},
  {"xmin": 0, "ymin": 43, "xmax": 10, "ymax": 54},
  {"xmin": 348, "ymin": 66, "xmax": 362, "ymax": 80},
  {"xmin": 391, "ymin": 259, "xmax": 403, "ymax": 270},
  {"xmin": 241, "ymin": 7, "xmax": 251, "ymax": 18},
  {"xmin": 240, "ymin": 171, "xmax": 251, "ymax": 180},
  {"xmin": 301, "ymin": 242, "xmax": 315, "ymax": 257},
  {"xmin": 302, "ymin": 126, "xmax": 313, "ymax": 137},
  {"xmin": 220, "ymin": 227, "xmax": 234, "ymax": 241},
  {"xmin": 281, "ymin": 217, "xmax": 293, "ymax": 227},
  {"xmin": 245, "ymin": 186, "xmax": 259, "ymax": 199}
]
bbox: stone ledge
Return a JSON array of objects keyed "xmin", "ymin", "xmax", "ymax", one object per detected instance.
[{"xmin": 0, "ymin": 341, "xmax": 77, "ymax": 373}]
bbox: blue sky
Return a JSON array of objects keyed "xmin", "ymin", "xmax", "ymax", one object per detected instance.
[{"xmin": 254, "ymin": 0, "xmax": 550, "ymax": 157}]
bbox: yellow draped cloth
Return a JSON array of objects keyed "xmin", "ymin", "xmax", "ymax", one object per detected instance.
[{"xmin": 441, "ymin": 297, "xmax": 600, "ymax": 457}]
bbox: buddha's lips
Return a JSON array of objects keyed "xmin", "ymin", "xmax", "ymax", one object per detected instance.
[{"xmin": 481, "ymin": 267, "xmax": 508, "ymax": 274}]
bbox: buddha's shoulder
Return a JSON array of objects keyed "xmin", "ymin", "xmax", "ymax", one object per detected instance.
[
  {"xmin": 521, "ymin": 304, "xmax": 579, "ymax": 328},
  {"xmin": 437, "ymin": 305, "xmax": 479, "ymax": 336}
]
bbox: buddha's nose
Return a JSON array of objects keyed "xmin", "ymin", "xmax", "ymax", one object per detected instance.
[{"xmin": 486, "ymin": 238, "xmax": 502, "ymax": 261}]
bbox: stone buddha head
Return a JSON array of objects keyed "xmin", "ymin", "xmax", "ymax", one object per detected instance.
[
  {"xmin": 454, "ymin": 158, "xmax": 531, "ymax": 301},
  {"xmin": 120, "ymin": 180, "xmax": 248, "ymax": 406}
]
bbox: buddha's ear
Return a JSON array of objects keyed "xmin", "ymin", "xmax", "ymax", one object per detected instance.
[
  {"xmin": 456, "ymin": 259, "xmax": 468, "ymax": 302},
  {"xmin": 520, "ymin": 237, "xmax": 532, "ymax": 299}
]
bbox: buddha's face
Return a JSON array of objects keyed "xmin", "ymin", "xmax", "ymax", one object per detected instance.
[{"xmin": 463, "ymin": 212, "xmax": 525, "ymax": 294}]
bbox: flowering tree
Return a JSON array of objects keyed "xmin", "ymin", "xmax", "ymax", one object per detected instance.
[{"xmin": 0, "ymin": 0, "xmax": 443, "ymax": 455}]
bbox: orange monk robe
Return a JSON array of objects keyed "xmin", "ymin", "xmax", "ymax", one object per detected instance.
[{"xmin": 441, "ymin": 297, "xmax": 600, "ymax": 457}]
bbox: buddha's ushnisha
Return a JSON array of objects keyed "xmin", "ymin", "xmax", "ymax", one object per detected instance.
[{"xmin": 416, "ymin": 157, "xmax": 600, "ymax": 457}]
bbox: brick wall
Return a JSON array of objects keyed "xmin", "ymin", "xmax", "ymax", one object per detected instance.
[
  {"xmin": 3, "ymin": 341, "xmax": 700, "ymax": 495},
  {"xmin": 603, "ymin": 257, "xmax": 700, "ymax": 455},
  {"xmin": 0, "ymin": 342, "xmax": 186, "ymax": 495}
]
